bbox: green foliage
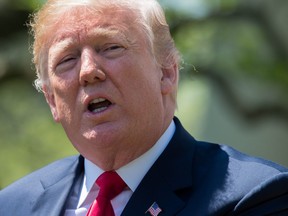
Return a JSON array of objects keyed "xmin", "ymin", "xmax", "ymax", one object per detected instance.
[
  {"xmin": 0, "ymin": 79, "xmax": 76, "ymax": 188},
  {"xmin": 173, "ymin": 17, "xmax": 288, "ymax": 89},
  {"xmin": 7, "ymin": 0, "xmax": 45, "ymax": 10}
]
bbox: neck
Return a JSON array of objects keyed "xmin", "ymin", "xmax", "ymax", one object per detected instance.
[{"xmin": 85, "ymin": 118, "xmax": 174, "ymax": 171}]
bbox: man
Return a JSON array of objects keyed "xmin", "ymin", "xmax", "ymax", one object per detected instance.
[{"xmin": 0, "ymin": 0, "xmax": 287, "ymax": 215}]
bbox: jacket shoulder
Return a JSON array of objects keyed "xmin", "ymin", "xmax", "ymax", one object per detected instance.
[
  {"xmin": 0, "ymin": 155, "xmax": 82, "ymax": 210},
  {"xmin": 2, "ymin": 155, "xmax": 80, "ymax": 189}
]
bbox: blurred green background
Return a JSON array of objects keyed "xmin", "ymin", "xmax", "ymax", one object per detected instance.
[{"xmin": 0, "ymin": 0, "xmax": 288, "ymax": 189}]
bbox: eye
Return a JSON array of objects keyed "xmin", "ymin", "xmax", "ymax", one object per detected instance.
[
  {"xmin": 59, "ymin": 56, "xmax": 76, "ymax": 65},
  {"xmin": 100, "ymin": 44, "xmax": 126, "ymax": 58},
  {"xmin": 55, "ymin": 55, "xmax": 78, "ymax": 73},
  {"xmin": 105, "ymin": 45, "xmax": 123, "ymax": 51}
]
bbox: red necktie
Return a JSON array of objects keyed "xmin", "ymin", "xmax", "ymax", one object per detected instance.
[{"xmin": 86, "ymin": 171, "xmax": 126, "ymax": 216}]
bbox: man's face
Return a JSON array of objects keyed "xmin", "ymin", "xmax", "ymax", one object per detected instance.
[{"xmin": 44, "ymin": 6, "xmax": 175, "ymax": 165}]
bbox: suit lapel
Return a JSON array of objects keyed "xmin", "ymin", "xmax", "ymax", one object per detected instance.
[
  {"xmin": 122, "ymin": 118, "xmax": 196, "ymax": 216},
  {"xmin": 30, "ymin": 156, "xmax": 84, "ymax": 216},
  {"xmin": 121, "ymin": 170, "xmax": 185, "ymax": 216}
]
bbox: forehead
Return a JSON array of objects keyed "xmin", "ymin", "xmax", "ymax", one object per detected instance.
[{"xmin": 48, "ymin": 5, "xmax": 140, "ymax": 45}]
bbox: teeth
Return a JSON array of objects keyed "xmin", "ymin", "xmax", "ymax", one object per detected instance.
[
  {"xmin": 88, "ymin": 97, "xmax": 111, "ymax": 113},
  {"xmin": 92, "ymin": 107, "xmax": 107, "ymax": 113},
  {"xmin": 90, "ymin": 98, "xmax": 106, "ymax": 105}
]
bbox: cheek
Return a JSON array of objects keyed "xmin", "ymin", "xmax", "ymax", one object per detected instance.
[
  {"xmin": 49, "ymin": 69, "xmax": 79, "ymax": 95},
  {"xmin": 121, "ymin": 67, "xmax": 162, "ymax": 109},
  {"xmin": 49, "ymin": 77, "xmax": 79, "ymax": 118},
  {"xmin": 113, "ymin": 55, "xmax": 161, "ymax": 86},
  {"xmin": 53, "ymin": 94, "xmax": 77, "ymax": 128}
]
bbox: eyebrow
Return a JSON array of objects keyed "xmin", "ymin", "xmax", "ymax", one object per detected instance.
[{"xmin": 49, "ymin": 37, "xmax": 77, "ymax": 59}]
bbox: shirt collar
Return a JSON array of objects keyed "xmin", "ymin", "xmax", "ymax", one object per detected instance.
[
  {"xmin": 117, "ymin": 120, "xmax": 175, "ymax": 191},
  {"xmin": 81, "ymin": 120, "xmax": 176, "ymax": 201}
]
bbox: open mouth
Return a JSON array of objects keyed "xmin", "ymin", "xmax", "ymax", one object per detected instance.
[{"xmin": 88, "ymin": 98, "xmax": 112, "ymax": 113}]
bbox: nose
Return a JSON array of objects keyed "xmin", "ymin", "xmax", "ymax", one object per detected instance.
[{"xmin": 79, "ymin": 50, "xmax": 106, "ymax": 86}]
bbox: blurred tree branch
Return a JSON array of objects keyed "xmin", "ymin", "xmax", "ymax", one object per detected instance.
[
  {"xmin": 168, "ymin": 2, "xmax": 288, "ymax": 124},
  {"xmin": 0, "ymin": 9, "xmax": 29, "ymax": 39},
  {"xmin": 170, "ymin": 7, "xmax": 288, "ymax": 60},
  {"xmin": 196, "ymin": 67, "xmax": 288, "ymax": 124},
  {"xmin": 0, "ymin": 7, "xmax": 32, "ymax": 83}
]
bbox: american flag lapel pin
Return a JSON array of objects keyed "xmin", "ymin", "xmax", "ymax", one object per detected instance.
[{"xmin": 145, "ymin": 202, "xmax": 162, "ymax": 216}]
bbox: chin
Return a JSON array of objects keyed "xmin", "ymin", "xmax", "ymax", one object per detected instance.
[{"xmin": 81, "ymin": 129, "xmax": 116, "ymax": 144}]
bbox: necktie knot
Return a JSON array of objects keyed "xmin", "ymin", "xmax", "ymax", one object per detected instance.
[
  {"xmin": 86, "ymin": 171, "xmax": 126, "ymax": 216},
  {"xmin": 96, "ymin": 171, "xmax": 126, "ymax": 200}
]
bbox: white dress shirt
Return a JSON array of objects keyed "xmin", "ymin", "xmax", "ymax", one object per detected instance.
[{"xmin": 64, "ymin": 120, "xmax": 176, "ymax": 216}]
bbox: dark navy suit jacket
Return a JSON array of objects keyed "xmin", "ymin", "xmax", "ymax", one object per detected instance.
[{"xmin": 1, "ymin": 118, "xmax": 288, "ymax": 215}]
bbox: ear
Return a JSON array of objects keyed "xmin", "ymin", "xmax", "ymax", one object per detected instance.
[
  {"xmin": 43, "ymin": 85, "xmax": 60, "ymax": 122},
  {"xmin": 160, "ymin": 63, "xmax": 178, "ymax": 95}
]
